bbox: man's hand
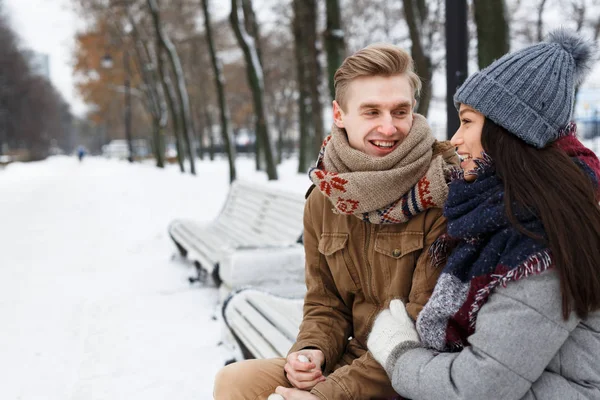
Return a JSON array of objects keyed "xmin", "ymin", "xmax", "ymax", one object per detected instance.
[
  {"xmin": 274, "ymin": 386, "xmax": 320, "ymax": 399},
  {"xmin": 284, "ymin": 350, "xmax": 326, "ymax": 390}
]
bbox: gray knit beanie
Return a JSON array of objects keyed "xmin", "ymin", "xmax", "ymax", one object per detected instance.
[{"xmin": 454, "ymin": 28, "xmax": 597, "ymax": 148}]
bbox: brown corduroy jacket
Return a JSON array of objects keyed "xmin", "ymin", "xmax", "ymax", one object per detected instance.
[{"xmin": 289, "ymin": 143, "xmax": 456, "ymax": 400}]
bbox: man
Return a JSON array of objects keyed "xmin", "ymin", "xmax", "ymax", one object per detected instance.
[{"xmin": 214, "ymin": 44, "xmax": 457, "ymax": 400}]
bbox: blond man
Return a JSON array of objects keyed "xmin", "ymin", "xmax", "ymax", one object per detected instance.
[{"xmin": 214, "ymin": 44, "xmax": 457, "ymax": 400}]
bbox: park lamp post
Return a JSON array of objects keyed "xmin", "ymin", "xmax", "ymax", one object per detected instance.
[{"xmin": 101, "ymin": 51, "xmax": 134, "ymax": 163}]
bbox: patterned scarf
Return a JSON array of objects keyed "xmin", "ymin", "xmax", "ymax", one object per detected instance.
[
  {"xmin": 308, "ymin": 114, "xmax": 455, "ymax": 224},
  {"xmin": 417, "ymin": 123, "xmax": 600, "ymax": 351}
]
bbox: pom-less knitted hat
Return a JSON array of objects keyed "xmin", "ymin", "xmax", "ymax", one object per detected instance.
[{"xmin": 454, "ymin": 28, "xmax": 597, "ymax": 148}]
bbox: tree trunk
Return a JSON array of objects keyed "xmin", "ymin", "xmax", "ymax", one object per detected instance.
[
  {"xmin": 203, "ymin": 104, "xmax": 216, "ymax": 161},
  {"xmin": 473, "ymin": 0, "xmax": 510, "ymax": 69},
  {"xmin": 157, "ymin": 43, "xmax": 185, "ymax": 172},
  {"xmin": 230, "ymin": 0, "xmax": 278, "ymax": 180},
  {"xmin": 293, "ymin": 0, "xmax": 313, "ymax": 173},
  {"xmin": 151, "ymin": 118, "xmax": 165, "ymax": 167},
  {"xmin": 255, "ymin": 119, "xmax": 264, "ymax": 170},
  {"xmin": 197, "ymin": 114, "xmax": 206, "ymax": 161},
  {"xmin": 148, "ymin": 0, "xmax": 196, "ymax": 175},
  {"xmin": 324, "ymin": 0, "xmax": 346, "ymax": 102},
  {"xmin": 202, "ymin": 0, "xmax": 236, "ymax": 182},
  {"xmin": 536, "ymin": 0, "xmax": 548, "ymax": 41},
  {"xmin": 303, "ymin": 0, "xmax": 325, "ymax": 158},
  {"xmin": 402, "ymin": 0, "xmax": 433, "ymax": 117},
  {"xmin": 241, "ymin": 0, "xmax": 264, "ymax": 171},
  {"xmin": 128, "ymin": 13, "xmax": 166, "ymax": 168}
]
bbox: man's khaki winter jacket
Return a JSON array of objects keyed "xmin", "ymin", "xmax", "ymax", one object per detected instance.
[{"xmin": 288, "ymin": 145, "xmax": 456, "ymax": 399}]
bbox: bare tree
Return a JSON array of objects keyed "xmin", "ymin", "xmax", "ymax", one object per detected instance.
[
  {"xmin": 536, "ymin": 0, "xmax": 549, "ymax": 40},
  {"xmin": 126, "ymin": 11, "xmax": 167, "ymax": 168},
  {"xmin": 148, "ymin": 0, "xmax": 196, "ymax": 174},
  {"xmin": 230, "ymin": 0, "xmax": 278, "ymax": 180},
  {"xmin": 202, "ymin": 0, "xmax": 237, "ymax": 182},
  {"xmin": 324, "ymin": 0, "xmax": 346, "ymax": 101},
  {"xmin": 293, "ymin": 0, "xmax": 315, "ymax": 173},
  {"xmin": 402, "ymin": 0, "xmax": 434, "ymax": 116},
  {"xmin": 473, "ymin": 0, "xmax": 510, "ymax": 69}
]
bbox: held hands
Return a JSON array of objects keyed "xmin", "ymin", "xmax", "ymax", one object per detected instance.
[
  {"xmin": 284, "ymin": 350, "xmax": 326, "ymax": 390},
  {"xmin": 367, "ymin": 299, "xmax": 420, "ymax": 368}
]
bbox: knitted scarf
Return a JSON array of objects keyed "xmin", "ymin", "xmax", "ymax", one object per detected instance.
[
  {"xmin": 308, "ymin": 114, "xmax": 453, "ymax": 224},
  {"xmin": 417, "ymin": 123, "xmax": 600, "ymax": 351}
]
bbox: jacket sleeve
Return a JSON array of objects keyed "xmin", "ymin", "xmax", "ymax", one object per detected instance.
[
  {"xmin": 288, "ymin": 193, "xmax": 353, "ymax": 373},
  {"xmin": 405, "ymin": 208, "xmax": 447, "ymax": 320},
  {"xmin": 387, "ymin": 270, "xmax": 581, "ymax": 400},
  {"xmin": 310, "ymin": 351, "xmax": 397, "ymax": 400}
]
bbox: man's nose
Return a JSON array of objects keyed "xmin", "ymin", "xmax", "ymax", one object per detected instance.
[{"xmin": 377, "ymin": 115, "xmax": 397, "ymax": 136}]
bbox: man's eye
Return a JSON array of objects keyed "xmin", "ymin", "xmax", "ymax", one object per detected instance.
[
  {"xmin": 365, "ymin": 111, "xmax": 378, "ymax": 116},
  {"xmin": 461, "ymin": 119, "xmax": 470, "ymax": 124},
  {"xmin": 393, "ymin": 110, "xmax": 407, "ymax": 116}
]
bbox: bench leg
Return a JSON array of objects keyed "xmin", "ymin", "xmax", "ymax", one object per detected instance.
[
  {"xmin": 188, "ymin": 262, "xmax": 222, "ymax": 288},
  {"xmin": 188, "ymin": 262, "xmax": 208, "ymax": 284},
  {"xmin": 211, "ymin": 264, "xmax": 222, "ymax": 287},
  {"xmin": 174, "ymin": 241, "xmax": 188, "ymax": 257}
]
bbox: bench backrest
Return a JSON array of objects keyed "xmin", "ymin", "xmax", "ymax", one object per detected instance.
[{"xmin": 217, "ymin": 180, "xmax": 305, "ymax": 245}]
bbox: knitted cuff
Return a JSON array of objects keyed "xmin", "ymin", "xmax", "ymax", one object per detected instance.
[{"xmin": 384, "ymin": 341, "xmax": 423, "ymax": 377}]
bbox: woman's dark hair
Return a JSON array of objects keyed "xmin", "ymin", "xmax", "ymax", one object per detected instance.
[{"xmin": 481, "ymin": 118, "xmax": 600, "ymax": 320}]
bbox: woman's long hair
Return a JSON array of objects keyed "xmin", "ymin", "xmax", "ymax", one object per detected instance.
[{"xmin": 481, "ymin": 118, "xmax": 600, "ymax": 320}]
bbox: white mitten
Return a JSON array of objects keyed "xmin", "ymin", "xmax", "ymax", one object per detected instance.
[{"xmin": 367, "ymin": 299, "xmax": 420, "ymax": 367}]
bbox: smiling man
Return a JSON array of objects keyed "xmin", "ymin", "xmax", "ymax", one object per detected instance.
[{"xmin": 214, "ymin": 44, "xmax": 458, "ymax": 400}]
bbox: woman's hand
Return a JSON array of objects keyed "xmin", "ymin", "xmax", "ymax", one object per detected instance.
[{"xmin": 367, "ymin": 299, "xmax": 420, "ymax": 367}]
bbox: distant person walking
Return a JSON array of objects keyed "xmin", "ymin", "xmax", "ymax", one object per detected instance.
[{"xmin": 77, "ymin": 146, "xmax": 86, "ymax": 162}]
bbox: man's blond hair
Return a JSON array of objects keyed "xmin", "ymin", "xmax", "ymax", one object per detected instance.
[{"xmin": 334, "ymin": 44, "xmax": 422, "ymax": 111}]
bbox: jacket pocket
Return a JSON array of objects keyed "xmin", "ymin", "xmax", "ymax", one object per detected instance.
[
  {"xmin": 374, "ymin": 231, "xmax": 423, "ymax": 259},
  {"xmin": 374, "ymin": 231, "xmax": 424, "ymax": 298},
  {"xmin": 318, "ymin": 233, "xmax": 360, "ymax": 289}
]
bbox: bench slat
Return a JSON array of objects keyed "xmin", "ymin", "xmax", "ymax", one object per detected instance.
[
  {"xmin": 227, "ymin": 308, "xmax": 281, "ymax": 359},
  {"xmin": 227, "ymin": 297, "xmax": 295, "ymax": 357},
  {"xmin": 248, "ymin": 296, "xmax": 302, "ymax": 340},
  {"xmin": 224, "ymin": 289, "xmax": 304, "ymax": 361}
]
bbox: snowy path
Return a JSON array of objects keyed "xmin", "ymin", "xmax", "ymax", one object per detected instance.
[{"xmin": 0, "ymin": 156, "xmax": 308, "ymax": 400}]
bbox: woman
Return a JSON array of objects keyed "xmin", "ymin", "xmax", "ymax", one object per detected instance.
[{"xmin": 367, "ymin": 29, "xmax": 600, "ymax": 399}]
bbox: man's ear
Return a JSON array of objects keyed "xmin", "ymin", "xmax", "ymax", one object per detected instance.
[
  {"xmin": 332, "ymin": 100, "xmax": 345, "ymax": 128},
  {"xmin": 412, "ymin": 98, "xmax": 417, "ymax": 111}
]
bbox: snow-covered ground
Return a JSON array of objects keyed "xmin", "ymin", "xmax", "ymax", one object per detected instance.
[{"xmin": 0, "ymin": 155, "xmax": 310, "ymax": 400}]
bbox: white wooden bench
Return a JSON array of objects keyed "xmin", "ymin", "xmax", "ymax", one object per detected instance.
[
  {"xmin": 168, "ymin": 180, "xmax": 306, "ymax": 285},
  {"xmin": 222, "ymin": 288, "xmax": 304, "ymax": 361}
]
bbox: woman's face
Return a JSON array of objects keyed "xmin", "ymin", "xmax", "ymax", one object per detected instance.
[{"xmin": 451, "ymin": 104, "xmax": 485, "ymax": 182}]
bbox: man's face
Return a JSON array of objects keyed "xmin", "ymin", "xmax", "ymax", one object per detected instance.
[{"xmin": 332, "ymin": 74, "xmax": 415, "ymax": 157}]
